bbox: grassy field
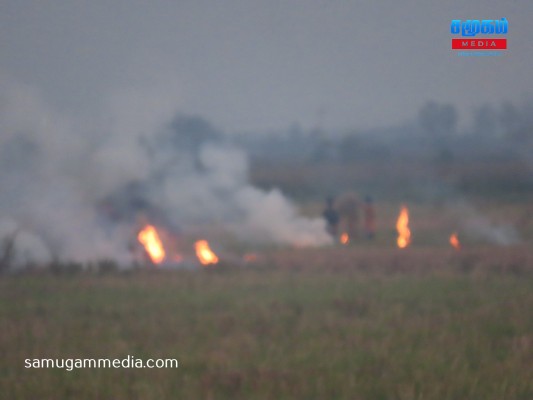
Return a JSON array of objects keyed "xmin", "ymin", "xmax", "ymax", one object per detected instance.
[{"xmin": 1, "ymin": 246, "xmax": 533, "ymax": 399}]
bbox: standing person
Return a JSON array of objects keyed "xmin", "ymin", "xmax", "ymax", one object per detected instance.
[
  {"xmin": 337, "ymin": 191, "xmax": 359, "ymax": 239},
  {"xmin": 363, "ymin": 195, "xmax": 376, "ymax": 240},
  {"xmin": 322, "ymin": 197, "xmax": 340, "ymax": 240}
]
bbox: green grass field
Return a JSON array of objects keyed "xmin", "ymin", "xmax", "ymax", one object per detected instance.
[{"xmin": 1, "ymin": 246, "xmax": 532, "ymax": 399}]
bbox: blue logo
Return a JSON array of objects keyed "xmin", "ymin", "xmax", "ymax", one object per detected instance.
[{"xmin": 450, "ymin": 18, "xmax": 508, "ymax": 37}]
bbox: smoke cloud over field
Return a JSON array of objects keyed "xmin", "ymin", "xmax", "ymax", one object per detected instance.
[
  {"xmin": 0, "ymin": 78, "xmax": 330, "ymax": 267},
  {"xmin": 452, "ymin": 201, "xmax": 521, "ymax": 246}
]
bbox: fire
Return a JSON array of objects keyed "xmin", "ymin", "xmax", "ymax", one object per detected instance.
[
  {"xmin": 450, "ymin": 232, "xmax": 461, "ymax": 250},
  {"xmin": 138, "ymin": 225, "xmax": 166, "ymax": 264},
  {"xmin": 340, "ymin": 232, "xmax": 349, "ymax": 245},
  {"xmin": 396, "ymin": 206, "xmax": 411, "ymax": 249},
  {"xmin": 195, "ymin": 240, "xmax": 219, "ymax": 265}
]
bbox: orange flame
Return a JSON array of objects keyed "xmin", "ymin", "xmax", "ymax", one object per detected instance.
[
  {"xmin": 396, "ymin": 206, "xmax": 411, "ymax": 249},
  {"xmin": 340, "ymin": 232, "xmax": 349, "ymax": 245},
  {"xmin": 195, "ymin": 240, "xmax": 219, "ymax": 265},
  {"xmin": 138, "ymin": 225, "xmax": 166, "ymax": 264},
  {"xmin": 450, "ymin": 232, "xmax": 461, "ymax": 250}
]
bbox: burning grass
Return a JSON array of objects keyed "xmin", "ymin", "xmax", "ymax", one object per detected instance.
[{"xmin": 1, "ymin": 246, "xmax": 532, "ymax": 399}]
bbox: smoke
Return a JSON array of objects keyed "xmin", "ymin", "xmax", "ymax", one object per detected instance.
[
  {"xmin": 451, "ymin": 202, "xmax": 521, "ymax": 246},
  {"xmin": 465, "ymin": 217, "xmax": 520, "ymax": 246},
  {"xmin": 0, "ymin": 219, "xmax": 51, "ymax": 267},
  {"xmin": 232, "ymin": 186, "xmax": 330, "ymax": 246},
  {"xmin": 0, "ymin": 76, "xmax": 330, "ymax": 267},
  {"xmin": 447, "ymin": 198, "xmax": 522, "ymax": 246}
]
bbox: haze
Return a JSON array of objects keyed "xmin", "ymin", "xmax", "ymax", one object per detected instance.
[{"xmin": 1, "ymin": 0, "xmax": 532, "ymax": 132}]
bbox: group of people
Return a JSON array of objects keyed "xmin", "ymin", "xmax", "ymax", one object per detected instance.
[{"xmin": 322, "ymin": 192, "xmax": 376, "ymax": 243}]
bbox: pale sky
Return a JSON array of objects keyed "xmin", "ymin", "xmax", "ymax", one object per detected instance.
[{"xmin": 1, "ymin": 0, "xmax": 531, "ymax": 132}]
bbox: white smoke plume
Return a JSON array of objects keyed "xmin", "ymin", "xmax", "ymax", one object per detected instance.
[
  {"xmin": 452, "ymin": 201, "xmax": 521, "ymax": 246},
  {"xmin": 0, "ymin": 76, "xmax": 331, "ymax": 267}
]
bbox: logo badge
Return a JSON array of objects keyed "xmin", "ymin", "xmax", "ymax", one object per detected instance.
[{"xmin": 451, "ymin": 18, "xmax": 508, "ymax": 56}]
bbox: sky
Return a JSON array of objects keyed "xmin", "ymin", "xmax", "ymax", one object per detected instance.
[{"xmin": 1, "ymin": 0, "xmax": 532, "ymax": 133}]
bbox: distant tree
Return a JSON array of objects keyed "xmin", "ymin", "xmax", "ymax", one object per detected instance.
[
  {"xmin": 418, "ymin": 101, "xmax": 458, "ymax": 140},
  {"xmin": 472, "ymin": 104, "xmax": 499, "ymax": 137},
  {"xmin": 499, "ymin": 101, "xmax": 521, "ymax": 135},
  {"xmin": 166, "ymin": 114, "xmax": 221, "ymax": 151},
  {"xmin": 418, "ymin": 101, "xmax": 458, "ymax": 165},
  {"xmin": 0, "ymin": 232, "xmax": 17, "ymax": 274},
  {"xmin": 500, "ymin": 101, "xmax": 533, "ymax": 142}
]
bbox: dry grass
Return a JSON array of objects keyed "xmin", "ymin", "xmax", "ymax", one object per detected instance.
[{"xmin": 1, "ymin": 246, "xmax": 533, "ymax": 399}]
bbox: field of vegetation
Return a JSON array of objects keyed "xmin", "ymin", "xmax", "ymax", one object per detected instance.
[
  {"xmin": 1, "ymin": 245, "xmax": 532, "ymax": 399},
  {"xmin": 2, "ymin": 145, "xmax": 532, "ymax": 399}
]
